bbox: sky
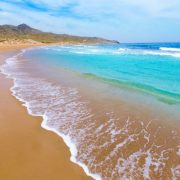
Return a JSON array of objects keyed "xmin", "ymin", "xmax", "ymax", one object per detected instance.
[{"xmin": 0, "ymin": 0, "xmax": 180, "ymax": 42}]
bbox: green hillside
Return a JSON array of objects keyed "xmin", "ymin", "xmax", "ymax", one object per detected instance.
[{"xmin": 0, "ymin": 24, "xmax": 119, "ymax": 44}]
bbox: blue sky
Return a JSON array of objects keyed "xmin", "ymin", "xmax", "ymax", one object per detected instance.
[{"xmin": 0, "ymin": 0, "xmax": 180, "ymax": 42}]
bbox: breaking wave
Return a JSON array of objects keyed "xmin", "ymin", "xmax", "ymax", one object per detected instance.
[
  {"xmin": 43, "ymin": 45, "xmax": 180, "ymax": 58},
  {"xmin": 0, "ymin": 49, "xmax": 179, "ymax": 179},
  {"xmin": 160, "ymin": 47, "xmax": 180, "ymax": 52}
]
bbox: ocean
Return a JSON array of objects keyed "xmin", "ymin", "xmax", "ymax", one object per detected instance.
[{"xmin": 1, "ymin": 43, "xmax": 180, "ymax": 179}]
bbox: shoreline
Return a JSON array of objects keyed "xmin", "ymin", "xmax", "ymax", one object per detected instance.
[
  {"xmin": 6, "ymin": 49, "xmax": 100, "ymax": 179},
  {"xmin": 0, "ymin": 46, "xmax": 92, "ymax": 180},
  {"xmin": 1, "ymin": 44, "xmax": 179, "ymax": 179}
]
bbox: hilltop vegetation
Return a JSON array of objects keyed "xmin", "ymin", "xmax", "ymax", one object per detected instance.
[{"xmin": 0, "ymin": 24, "xmax": 119, "ymax": 44}]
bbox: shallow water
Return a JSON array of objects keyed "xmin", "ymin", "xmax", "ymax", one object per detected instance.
[
  {"xmin": 1, "ymin": 43, "xmax": 180, "ymax": 179},
  {"xmin": 27, "ymin": 43, "xmax": 180, "ymax": 101}
]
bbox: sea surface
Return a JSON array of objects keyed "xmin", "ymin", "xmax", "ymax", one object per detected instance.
[{"xmin": 1, "ymin": 43, "xmax": 180, "ymax": 179}]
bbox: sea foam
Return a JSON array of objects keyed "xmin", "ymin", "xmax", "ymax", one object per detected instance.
[
  {"xmin": 0, "ymin": 48, "xmax": 179, "ymax": 179},
  {"xmin": 0, "ymin": 51, "xmax": 101, "ymax": 180},
  {"xmin": 46, "ymin": 45, "xmax": 180, "ymax": 58},
  {"xmin": 160, "ymin": 47, "xmax": 180, "ymax": 52}
]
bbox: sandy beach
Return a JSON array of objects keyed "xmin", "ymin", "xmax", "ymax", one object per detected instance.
[
  {"xmin": 0, "ymin": 43, "xmax": 179, "ymax": 179},
  {"xmin": 1, "ymin": 1, "xmax": 180, "ymax": 178},
  {"xmin": 0, "ymin": 45, "xmax": 91, "ymax": 180}
]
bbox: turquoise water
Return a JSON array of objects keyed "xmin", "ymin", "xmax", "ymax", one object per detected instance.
[
  {"xmin": 2, "ymin": 44, "xmax": 180, "ymax": 179},
  {"xmin": 26, "ymin": 43, "xmax": 180, "ymax": 104}
]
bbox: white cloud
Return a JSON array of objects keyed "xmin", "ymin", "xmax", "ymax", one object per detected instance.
[
  {"xmin": 9, "ymin": 0, "xmax": 180, "ymax": 18},
  {"xmin": 2, "ymin": 0, "xmax": 180, "ymax": 20},
  {"xmin": 0, "ymin": 0, "xmax": 180, "ymax": 42},
  {"xmin": 31, "ymin": 0, "xmax": 180, "ymax": 18},
  {"xmin": 123, "ymin": 0, "xmax": 180, "ymax": 17},
  {"xmin": 0, "ymin": 1, "xmax": 117, "ymax": 37}
]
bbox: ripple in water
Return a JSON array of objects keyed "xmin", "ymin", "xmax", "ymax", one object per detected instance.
[{"xmin": 0, "ymin": 51, "xmax": 180, "ymax": 180}]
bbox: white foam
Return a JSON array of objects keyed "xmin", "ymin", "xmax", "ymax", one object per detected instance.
[
  {"xmin": 143, "ymin": 150, "xmax": 152, "ymax": 180},
  {"xmin": 171, "ymin": 165, "xmax": 180, "ymax": 180},
  {"xmin": 1, "ymin": 48, "xmax": 179, "ymax": 179},
  {"xmin": 0, "ymin": 51, "xmax": 101, "ymax": 180},
  {"xmin": 141, "ymin": 50, "xmax": 180, "ymax": 58},
  {"xmin": 160, "ymin": 47, "xmax": 180, "ymax": 52},
  {"xmin": 39, "ymin": 45, "xmax": 180, "ymax": 58},
  {"xmin": 177, "ymin": 147, "xmax": 180, "ymax": 156},
  {"xmin": 118, "ymin": 48, "xmax": 126, "ymax": 51},
  {"xmin": 41, "ymin": 116, "xmax": 101, "ymax": 180}
]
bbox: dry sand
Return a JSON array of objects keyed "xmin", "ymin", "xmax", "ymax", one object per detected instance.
[{"xmin": 0, "ymin": 45, "xmax": 91, "ymax": 180}]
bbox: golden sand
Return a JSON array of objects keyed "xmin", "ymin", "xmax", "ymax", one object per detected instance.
[
  {"xmin": 0, "ymin": 46, "xmax": 91, "ymax": 180},
  {"xmin": 1, "ymin": 44, "xmax": 179, "ymax": 179}
]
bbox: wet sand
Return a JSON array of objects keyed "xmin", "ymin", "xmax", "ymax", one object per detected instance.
[
  {"xmin": 1, "ymin": 45, "xmax": 179, "ymax": 179},
  {"xmin": 23, "ymin": 53, "xmax": 180, "ymax": 179},
  {"xmin": 0, "ymin": 47, "xmax": 91, "ymax": 180}
]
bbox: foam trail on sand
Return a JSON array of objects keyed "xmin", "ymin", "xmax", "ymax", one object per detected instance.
[
  {"xmin": 0, "ymin": 48, "xmax": 179, "ymax": 179},
  {"xmin": 0, "ymin": 51, "xmax": 101, "ymax": 180}
]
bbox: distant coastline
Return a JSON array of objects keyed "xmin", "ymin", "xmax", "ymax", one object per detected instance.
[{"xmin": 0, "ymin": 24, "xmax": 119, "ymax": 45}]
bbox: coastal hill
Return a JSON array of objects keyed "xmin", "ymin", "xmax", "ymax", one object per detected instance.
[{"xmin": 0, "ymin": 24, "xmax": 119, "ymax": 44}]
